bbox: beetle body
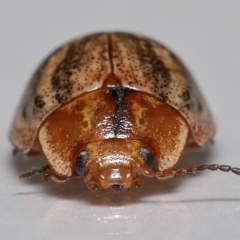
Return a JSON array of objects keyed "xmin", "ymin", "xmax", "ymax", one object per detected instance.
[{"xmin": 10, "ymin": 32, "xmax": 216, "ymax": 190}]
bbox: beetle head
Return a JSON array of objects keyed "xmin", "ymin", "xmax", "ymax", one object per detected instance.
[{"xmin": 74, "ymin": 139, "xmax": 155, "ymax": 190}]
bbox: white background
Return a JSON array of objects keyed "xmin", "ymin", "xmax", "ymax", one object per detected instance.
[{"xmin": 1, "ymin": 1, "xmax": 240, "ymax": 239}]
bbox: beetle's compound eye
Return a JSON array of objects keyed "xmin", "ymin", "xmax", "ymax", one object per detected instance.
[
  {"xmin": 140, "ymin": 147, "xmax": 155, "ymax": 170},
  {"xmin": 75, "ymin": 150, "xmax": 88, "ymax": 176}
]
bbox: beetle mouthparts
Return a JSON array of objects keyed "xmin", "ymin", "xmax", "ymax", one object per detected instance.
[{"xmin": 110, "ymin": 184, "xmax": 122, "ymax": 190}]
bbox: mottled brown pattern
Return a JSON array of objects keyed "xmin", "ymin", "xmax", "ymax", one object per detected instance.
[
  {"xmin": 10, "ymin": 34, "xmax": 111, "ymax": 152},
  {"xmin": 10, "ymin": 32, "xmax": 215, "ymax": 153},
  {"xmin": 110, "ymin": 33, "xmax": 215, "ymax": 146},
  {"xmin": 51, "ymin": 35, "xmax": 97, "ymax": 104},
  {"xmin": 38, "ymin": 89, "xmax": 189, "ymax": 176}
]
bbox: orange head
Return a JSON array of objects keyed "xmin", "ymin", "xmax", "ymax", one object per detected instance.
[{"xmin": 74, "ymin": 139, "xmax": 155, "ymax": 190}]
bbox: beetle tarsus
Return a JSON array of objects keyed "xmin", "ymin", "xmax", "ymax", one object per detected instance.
[
  {"xmin": 19, "ymin": 165, "xmax": 50, "ymax": 179},
  {"xmin": 43, "ymin": 170, "xmax": 54, "ymax": 181}
]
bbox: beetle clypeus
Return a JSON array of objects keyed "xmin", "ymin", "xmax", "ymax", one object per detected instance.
[{"xmin": 10, "ymin": 32, "xmax": 240, "ymax": 190}]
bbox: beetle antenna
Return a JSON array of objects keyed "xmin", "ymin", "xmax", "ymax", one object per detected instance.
[
  {"xmin": 155, "ymin": 164, "xmax": 240, "ymax": 178},
  {"xmin": 19, "ymin": 165, "xmax": 50, "ymax": 178}
]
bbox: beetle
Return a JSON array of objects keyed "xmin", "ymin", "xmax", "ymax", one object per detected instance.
[{"xmin": 10, "ymin": 32, "xmax": 240, "ymax": 190}]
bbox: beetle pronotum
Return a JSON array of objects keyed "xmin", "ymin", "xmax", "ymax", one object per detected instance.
[{"xmin": 10, "ymin": 32, "xmax": 240, "ymax": 190}]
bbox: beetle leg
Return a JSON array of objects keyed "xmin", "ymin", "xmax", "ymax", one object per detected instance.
[
  {"xmin": 43, "ymin": 170, "xmax": 54, "ymax": 181},
  {"xmin": 132, "ymin": 178, "xmax": 145, "ymax": 188},
  {"xmin": 19, "ymin": 165, "xmax": 50, "ymax": 179},
  {"xmin": 86, "ymin": 181, "xmax": 99, "ymax": 190},
  {"xmin": 155, "ymin": 164, "xmax": 240, "ymax": 178}
]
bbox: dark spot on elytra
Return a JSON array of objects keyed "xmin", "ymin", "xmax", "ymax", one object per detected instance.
[
  {"xmin": 22, "ymin": 55, "xmax": 51, "ymax": 120},
  {"xmin": 158, "ymin": 92, "xmax": 168, "ymax": 101},
  {"xmin": 54, "ymin": 93, "xmax": 63, "ymax": 103},
  {"xmin": 179, "ymin": 89, "xmax": 191, "ymax": 110},
  {"xmin": 181, "ymin": 89, "xmax": 190, "ymax": 102},
  {"xmin": 34, "ymin": 95, "xmax": 45, "ymax": 109}
]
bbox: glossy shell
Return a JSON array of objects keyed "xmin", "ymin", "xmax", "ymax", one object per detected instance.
[{"xmin": 10, "ymin": 32, "xmax": 215, "ymax": 186}]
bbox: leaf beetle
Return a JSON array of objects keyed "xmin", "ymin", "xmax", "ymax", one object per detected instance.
[{"xmin": 10, "ymin": 32, "xmax": 240, "ymax": 190}]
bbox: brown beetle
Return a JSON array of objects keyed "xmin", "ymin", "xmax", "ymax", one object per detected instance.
[{"xmin": 10, "ymin": 32, "xmax": 240, "ymax": 190}]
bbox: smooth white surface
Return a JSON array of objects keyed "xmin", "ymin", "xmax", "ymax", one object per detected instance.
[{"xmin": 1, "ymin": 1, "xmax": 240, "ymax": 239}]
